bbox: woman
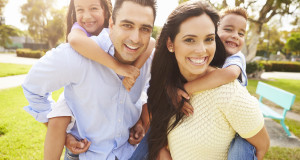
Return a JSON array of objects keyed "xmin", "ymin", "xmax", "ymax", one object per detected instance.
[{"xmin": 147, "ymin": 1, "xmax": 270, "ymax": 160}]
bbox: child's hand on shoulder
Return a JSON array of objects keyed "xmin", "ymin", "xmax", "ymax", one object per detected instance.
[
  {"xmin": 177, "ymin": 89, "xmax": 194, "ymax": 116},
  {"xmin": 115, "ymin": 64, "xmax": 140, "ymax": 79},
  {"xmin": 123, "ymin": 77, "xmax": 136, "ymax": 91}
]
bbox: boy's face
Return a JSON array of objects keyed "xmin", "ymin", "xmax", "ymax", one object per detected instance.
[
  {"xmin": 217, "ymin": 14, "xmax": 246, "ymax": 55},
  {"xmin": 109, "ymin": 1, "xmax": 154, "ymax": 64}
]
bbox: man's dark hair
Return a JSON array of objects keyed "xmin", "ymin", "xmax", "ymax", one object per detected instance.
[{"xmin": 112, "ymin": 0, "xmax": 157, "ymax": 23}]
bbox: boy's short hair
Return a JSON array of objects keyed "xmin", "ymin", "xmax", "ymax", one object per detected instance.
[{"xmin": 220, "ymin": 7, "xmax": 248, "ymax": 20}]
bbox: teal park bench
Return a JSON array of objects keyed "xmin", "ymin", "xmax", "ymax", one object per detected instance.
[{"xmin": 256, "ymin": 81, "xmax": 296, "ymax": 136}]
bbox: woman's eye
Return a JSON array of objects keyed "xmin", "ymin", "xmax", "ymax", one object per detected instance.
[
  {"xmin": 184, "ymin": 38, "xmax": 195, "ymax": 43},
  {"xmin": 206, "ymin": 37, "xmax": 215, "ymax": 42}
]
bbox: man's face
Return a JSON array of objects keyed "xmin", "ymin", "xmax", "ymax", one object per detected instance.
[{"xmin": 109, "ymin": 1, "xmax": 154, "ymax": 64}]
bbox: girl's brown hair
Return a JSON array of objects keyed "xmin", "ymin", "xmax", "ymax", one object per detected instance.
[{"xmin": 65, "ymin": 0, "xmax": 112, "ymax": 41}]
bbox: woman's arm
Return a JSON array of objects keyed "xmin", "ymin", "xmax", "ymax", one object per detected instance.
[
  {"xmin": 68, "ymin": 29, "xmax": 139, "ymax": 78},
  {"xmin": 246, "ymin": 126, "xmax": 270, "ymax": 160},
  {"xmin": 184, "ymin": 65, "xmax": 241, "ymax": 94}
]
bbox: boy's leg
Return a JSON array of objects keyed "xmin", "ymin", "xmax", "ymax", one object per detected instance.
[
  {"xmin": 44, "ymin": 116, "xmax": 71, "ymax": 160},
  {"xmin": 129, "ymin": 129, "xmax": 150, "ymax": 160},
  {"xmin": 228, "ymin": 134, "xmax": 257, "ymax": 160},
  {"xmin": 64, "ymin": 148, "xmax": 79, "ymax": 160}
]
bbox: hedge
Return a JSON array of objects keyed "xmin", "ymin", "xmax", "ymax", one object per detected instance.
[
  {"xmin": 16, "ymin": 48, "xmax": 45, "ymax": 58},
  {"xmin": 258, "ymin": 61, "xmax": 300, "ymax": 72}
]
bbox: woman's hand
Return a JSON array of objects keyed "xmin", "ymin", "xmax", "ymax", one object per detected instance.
[
  {"xmin": 157, "ymin": 146, "xmax": 172, "ymax": 160},
  {"xmin": 65, "ymin": 134, "xmax": 91, "ymax": 154}
]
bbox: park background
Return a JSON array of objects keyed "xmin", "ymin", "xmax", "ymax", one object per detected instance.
[{"xmin": 0, "ymin": 0, "xmax": 300, "ymax": 159}]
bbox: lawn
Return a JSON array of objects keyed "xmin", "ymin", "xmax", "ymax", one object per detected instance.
[
  {"xmin": 0, "ymin": 63, "xmax": 32, "ymax": 77},
  {"xmin": 0, "ymin": 86, "xmax": 63, "ymax": 159},
  {"xmin": 247, "ymin": 79, "xmax": 300, "ymax": 113}
]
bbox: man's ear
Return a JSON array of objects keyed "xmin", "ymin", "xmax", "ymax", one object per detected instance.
[
  {"xmin": 109, "ymin": 17, "xmax": 114, "ymax": 30},
  {"xmin": 166, "ymin": 37, "xmax": 174, "ymax": 53}
]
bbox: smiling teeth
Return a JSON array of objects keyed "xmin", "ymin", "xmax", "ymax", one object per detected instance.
[
  {"xmin": 226, "ymin": 42, "xmax": 237, "ymax": 47},
  {"xmin": 189, "ymin": 58, "xmax": 205, "ymax": 64},
  {"xmin": 126, "ymin": 44, "xmax": 138, "ymax": 50}
]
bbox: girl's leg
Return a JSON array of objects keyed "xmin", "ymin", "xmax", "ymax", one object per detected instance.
[
  {"xmin": 44, "ymin": 116, "xmax": 71, "ymax": 160},
  {"xmin": 227, "ymin": 134, "xmax": 257, "ymax": 160},
  {"xmin": 129, "ymin": 129, "xmax": 150, "ymax": 160}
]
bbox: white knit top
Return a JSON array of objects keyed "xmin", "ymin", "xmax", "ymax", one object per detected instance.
[{"xmin": 168, "ymin": 80, "xmax": 264, "ymax": 160}]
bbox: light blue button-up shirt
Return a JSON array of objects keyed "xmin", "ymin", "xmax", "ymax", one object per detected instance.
[{"xmin": 22, "ymin": 29, "xmax": 152, "ymax": 160}]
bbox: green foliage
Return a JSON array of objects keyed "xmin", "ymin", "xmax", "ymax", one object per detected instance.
[
  {"xmin": 0, "ymin": 0, "xmax": 8, "ymax": 15},
  {"xmin": 265, "ymin": 147, "xmax": 300, "ymax": 160},
  {"xmin": 21, "ymin": 0, "xmax": 65, "ymax": 47},
  {"xmin": 0, "ymin": 25, "xmax": 22, "ymax": 47},
  {"xmin": 178, "ymin": 0, "xmax": 190, "ymax": 4},
  {"xmin": 16, "ymin": 48, "xmax": 45, "ymax": 58},
  {"xmin": 151, "ymin": 26, "xmax": 162, "ymax": 40},
  {"xmin": 0, "ymin": 63, "xmax": 32, "ymax": 77},
  {"xmin": 246, "ymin": 61, "xmax": 264, "ymax": 74},
  {"xmin": 258, "ymin": 61, "xmax": 300, "ymax": 72},
  {"xmin": 286, "ymin": 32, "xmax": 300, "ymax": 55},
  {"xmin": 0, "ymin": 86, "xmax": 63, "ymax": 159}
]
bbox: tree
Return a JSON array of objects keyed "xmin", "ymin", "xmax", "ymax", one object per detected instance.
[
  {"xmin": 178, "ymin": 0, "xmax": 300, "ymax": 62},
  {"xmin": 45, "ymin": 7, "xmax": 66, "ymax": 48},
  {"xmin": 21, "ymin": 0, "xmax": 65, "ymax": 48},
  {"xmin": 0, "ymin": 25, "xmax": 21, "ymax": 47},
  {"xmin": 0, "ymin": 0, "xmax": 7, "ymax": 16},
  {"xmin": 286, "ymin": 32, "xmax": 300, "ymax": 55}
]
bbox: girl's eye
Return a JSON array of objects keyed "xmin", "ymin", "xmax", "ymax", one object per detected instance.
[{"xmin": 92, "ymin": 7, "xmax": 99, "ymax": 10}]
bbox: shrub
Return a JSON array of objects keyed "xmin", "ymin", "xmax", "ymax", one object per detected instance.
[
  {"xmin": 16, "ymin": 48, "xmax": 45, "ymax": 58},
  {"xmin": 258, "ymin": 61, "xmax": 300, "ymax": 72}
]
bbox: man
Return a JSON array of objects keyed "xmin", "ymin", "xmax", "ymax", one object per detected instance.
[{"xmin": 22, "ymin": 0, "xmax": 156, "ymax": 159}]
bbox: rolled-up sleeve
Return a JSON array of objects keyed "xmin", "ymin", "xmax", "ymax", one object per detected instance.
[{"xmin": 22, "ymin": 45, "xmax": 81, "ymax": 123}]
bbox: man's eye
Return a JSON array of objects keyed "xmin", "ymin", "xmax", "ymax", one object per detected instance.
[{"xmin": 141, "ymin": 27, "xmax": 151, "ymax": 33}]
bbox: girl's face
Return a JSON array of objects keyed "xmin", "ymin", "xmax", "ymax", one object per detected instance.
[
  {"xmin": 74, "ymin": 0, "xmax": 105, "ymax": 35},
  {"xmin": 167, "ymin": 14, "xmax": 216, "ymax": 82}
]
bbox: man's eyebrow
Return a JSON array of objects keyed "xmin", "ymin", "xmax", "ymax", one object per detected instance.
[{"xmin": 120, "ymin": 19, "xmax": 153, "ymax": 29}]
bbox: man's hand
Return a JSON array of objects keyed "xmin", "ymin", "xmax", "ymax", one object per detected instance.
[
  {"xmin": 65, "ymin": 134, "xmax": 91, "ymax": 154},
  {"xmin": 128, "ymin": 121, "xmax": 145, "ymax": 145},
  {"xmin": 157, "ymin": 146, "xmax": 172, "ymax": 160},
  {"xmin": 177, "ymin": 89, "xmax": 193, "ymax": 116}
]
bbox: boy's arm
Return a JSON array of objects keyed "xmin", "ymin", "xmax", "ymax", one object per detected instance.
[
  {"xmin": 68, "ymin": 29, "xmax": 139, "ymax": 78},
  {"xmin": 184, "ymin": 65, "xmax": 241, "ymax": 94}
]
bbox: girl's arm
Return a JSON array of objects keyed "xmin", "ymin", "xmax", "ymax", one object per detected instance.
[
  {"xmin": 184, "ymin": 65, "xmax": 241, "ymax": 94},
  {"xmin": 122, "ymin": 37, "xmax": 156, "ymax": 91},
  {"xmin": 133, "ymin": 37, "xmax": 156, "ymax": 68},
  {"xmin": 246, "ymin": 126, "xmax": 270, "ymax": 160},
  {"xmin": 68, "ymin": 29, "xmax": 139, "ymax": 78}
]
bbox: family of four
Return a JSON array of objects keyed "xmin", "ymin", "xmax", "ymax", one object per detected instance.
[{"xmin": 22, "ymin": 0, "xmax": 270, "ymax": 159}]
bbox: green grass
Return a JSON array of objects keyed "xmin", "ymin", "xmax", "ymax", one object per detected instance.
[
  {"xmin": 273, "ymin": 118, "xmax": 300, "ymax": 138},
  {"xmin": 265, "ymin": 146, "xmax": 300, "ymax": 160},
  {"xmin": 247, "ymin": 79, "xmax": 300, "ymax": 113},
  {"xmin": 0, "ymin": 86, "xmax": 63, "ymax": 159},
  {"xmin": 0, "ymin": 63, "xmax": 32, "ymax": 77}
]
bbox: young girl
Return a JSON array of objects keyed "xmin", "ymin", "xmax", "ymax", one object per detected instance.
[{"xmin": 44, "ymin": 0, "xmax": 155, "ymax": 159}]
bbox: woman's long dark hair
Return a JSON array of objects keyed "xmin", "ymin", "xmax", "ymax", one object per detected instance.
[
  {"xmin": 147, "ymin": 1, "xmax": 226, "ymax": 159},
  {"xmin": 66, "ymin": 0, "xmax": 112, "ymax": 41}
]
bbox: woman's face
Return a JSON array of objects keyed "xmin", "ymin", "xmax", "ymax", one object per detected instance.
[{"xmin": 168, "ymin": 14, "xmax": 216, "ymax": 81}]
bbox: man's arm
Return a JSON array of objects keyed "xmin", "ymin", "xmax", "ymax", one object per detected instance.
[
  {"xmin": 184, "ymin": 65, "xmax": 241, "ymax": 94},
  {"xmin": 22, "ymin": 46, "xmax": 80, "ymax": 123}
]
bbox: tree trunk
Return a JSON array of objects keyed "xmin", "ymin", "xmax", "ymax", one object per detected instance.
[{"xmin": 244, "ymin": 22, "xmax": 263, "ymax": 62}]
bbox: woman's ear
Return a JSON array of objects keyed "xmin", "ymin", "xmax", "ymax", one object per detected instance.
[{"xmin": 166, "ymin": 37, "xmax": 174, "ymax": 53}]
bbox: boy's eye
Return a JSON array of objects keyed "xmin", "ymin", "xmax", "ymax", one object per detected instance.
[
  {"xmin": 238, "ymin": 32, "xmax": 245, "ymax": 37},
  {"xmin": 224, "ymin": 28, "xmax": 232, "ymax": 32}
]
